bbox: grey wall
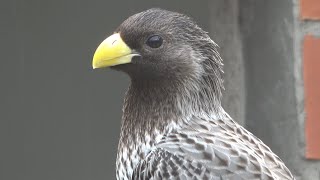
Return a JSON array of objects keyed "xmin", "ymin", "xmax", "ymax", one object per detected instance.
[
  {"xmin": 209, "ymin": 0, "xmax": 246, "ymax": 125},
  {"xmin": 240, "ymin": 0, "xmax": 299, "ymax": 170}
]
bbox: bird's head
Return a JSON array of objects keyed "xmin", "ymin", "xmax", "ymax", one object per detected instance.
[
  {"xmin": 93, "ymin": 9, "xmax": 222, "ymax": 81},
  {"xmin": 93, "ymin": 8, "xmax": 223, "ymax": 100},
  {"xmin": 93, "ymin": 9, "xmax": 228, "ymax": 147}
]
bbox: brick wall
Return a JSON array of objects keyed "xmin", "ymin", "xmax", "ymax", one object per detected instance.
[
  {"xmin": 292, "ymin": 0, "xmax": 320, "ymax": 179},
  {"xmin": 304, "ymin": 35, "xmax": 320, "ymax": 159},
  {"xmin": 301, "ymin": 0, "xmax": 320, "ymax": 19},
  {"xmin": 300, "ymin": 0, "xmax": 320, "ymax": 160}
]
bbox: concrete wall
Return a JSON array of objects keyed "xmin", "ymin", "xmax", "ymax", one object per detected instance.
[
  {"xmin": 209, "ymin": 0, "xmax": 246, "ymax": 126},
  {"xmin": 210, "ymin": 0, "xmax": 320, "ymax": 179},
  {"xmin": 239, "ymin": 1, "xmax": 320, "ymax": 179},
  {"xmin": 239, "ymin": 0, "xmax": 301, "ymax": 177}
]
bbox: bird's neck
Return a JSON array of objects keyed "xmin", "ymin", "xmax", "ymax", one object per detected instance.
[{"xmin": 116, "ymin": 77, "xmax": 228, "ymax": 179}]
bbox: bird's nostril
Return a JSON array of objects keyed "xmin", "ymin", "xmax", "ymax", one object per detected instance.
[{"xmin": 112, "ymin": 40, "xmax": 117, "ymax": 45}]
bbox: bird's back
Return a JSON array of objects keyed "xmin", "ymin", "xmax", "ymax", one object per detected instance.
[{"xmin": 133, "ymin": 117, "xmax": 294, "ymax": 180}]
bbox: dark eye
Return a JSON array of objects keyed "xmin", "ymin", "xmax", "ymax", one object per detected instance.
[{"xmin": 146, "ymin": 35, "xmax": 163, "ymax": 48}]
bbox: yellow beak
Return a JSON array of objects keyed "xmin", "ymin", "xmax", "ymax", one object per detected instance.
[{"xmin": 92, "ymin": 33, "xmax": 137, "ymax": 69}]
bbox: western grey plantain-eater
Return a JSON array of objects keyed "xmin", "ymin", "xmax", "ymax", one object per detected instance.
[{"xmin": 92, "ymin": 8, "xmax": 295, "ymax": 180}]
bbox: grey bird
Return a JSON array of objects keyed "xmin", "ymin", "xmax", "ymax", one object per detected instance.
[{"xmin": 92, "ymin": 8, "xmax": 295, "ymax": 180}]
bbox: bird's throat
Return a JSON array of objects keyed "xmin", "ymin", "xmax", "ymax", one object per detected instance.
[{"xmin": 116, "ymin": 77, "xmax": 226, "ymax": 179}]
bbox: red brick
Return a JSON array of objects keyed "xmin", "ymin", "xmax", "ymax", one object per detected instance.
[
  {"xmin": 301, "ymin": 0, "xmax": 320, "ymax": 19},
  {"xmin": 304, "ymin": 35, "xmax": 320, "ymax": 159}
]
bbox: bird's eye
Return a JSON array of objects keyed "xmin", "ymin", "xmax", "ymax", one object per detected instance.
[{"xmin": 146, "ymin": 35, "xmax": 163, "ymax": 48}]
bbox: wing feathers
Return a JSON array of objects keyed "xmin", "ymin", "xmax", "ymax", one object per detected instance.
[{"xmin": 133, "ymin": 117, "xmax": 294, "ymax": 180}]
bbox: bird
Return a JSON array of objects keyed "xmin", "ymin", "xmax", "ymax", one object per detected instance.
[{"xmin": 92, "ymin": 8, "xmax": 295, "ymax": 180}]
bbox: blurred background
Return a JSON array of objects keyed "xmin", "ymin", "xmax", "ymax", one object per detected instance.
[{"xmin": 1, "ymin": 0, "xmax": 320, "ymax": 179}]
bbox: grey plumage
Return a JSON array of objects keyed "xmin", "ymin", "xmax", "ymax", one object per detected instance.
[
  {"xmin": 133, "ymin": 118, "xmax": 293, "ymax": 179},
  {"xmin": 101, "ymin": 8, "xmax": 294, "ymax": 180}
]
